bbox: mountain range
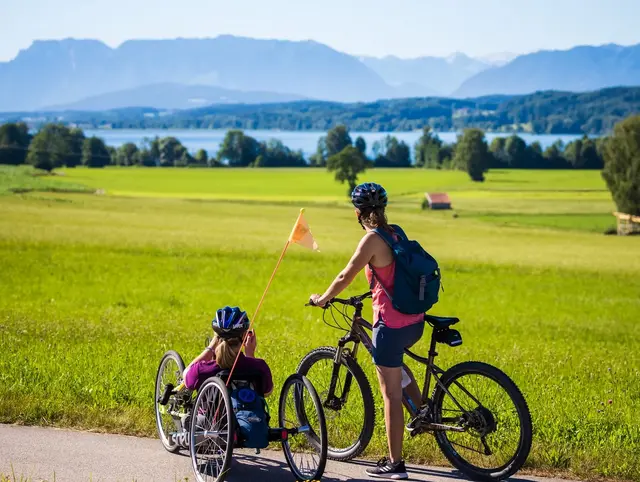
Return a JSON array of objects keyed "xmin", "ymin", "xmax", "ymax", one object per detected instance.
[{"xmin": 0, "ymin": 36, "xmax": 639, "ymax": 111}]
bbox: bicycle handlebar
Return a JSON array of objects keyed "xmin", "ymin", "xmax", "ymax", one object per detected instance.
[{"xmin": 306, "ymin": 292, "xmax": 372, "ymax": 308}]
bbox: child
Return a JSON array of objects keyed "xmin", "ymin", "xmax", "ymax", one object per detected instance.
[{"xmin": 183, "ymin": 306, "xmax": 273, "ymax": 396}]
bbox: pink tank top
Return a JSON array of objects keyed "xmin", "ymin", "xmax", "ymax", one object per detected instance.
[{"xmin": 365, "ymin": 262, "xmax": 424, "ymax": 329}]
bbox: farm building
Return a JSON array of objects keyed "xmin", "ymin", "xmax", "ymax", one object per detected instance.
[
  {"xmin": 613, "ymin": 212, "xmax": 640, "ymax": 235},
  {"xmin": 424, "ymin": 192, "xmax": 452, "ymax": 210}
]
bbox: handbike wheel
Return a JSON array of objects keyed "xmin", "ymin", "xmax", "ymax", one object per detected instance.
[
  {"xmin": 190, "ymin": 377, "xmax": 235, "ymax": 482},
  {"xmin": 296, "ymin": 346, "xmax": 375, "ymax": 461},
  {"xmin": 432, "ymin": 361, "xmax": 532, "ymax": 481},
  {"xmin": 279, "ymin": 374, "xmax": 327, "ymax": 481},
  {"xmin": 155, "ymin": 350, "xmax": 185, "ymax": 452}
]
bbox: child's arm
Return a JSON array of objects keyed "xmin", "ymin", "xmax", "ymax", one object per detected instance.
[{"xmin": 184, "ymin": 339, "xmax": 216, "ymax": 377}]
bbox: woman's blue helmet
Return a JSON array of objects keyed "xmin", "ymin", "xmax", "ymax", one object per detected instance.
[
  {"xmin": 212, "ymin": 306, "xmax": 250, "ymax": 339},
  {"xmin": 351, "ymin": 182, "xmax": 388, "ymax": 210}
]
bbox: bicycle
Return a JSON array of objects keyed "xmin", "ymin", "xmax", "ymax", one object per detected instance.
[{"xmin": 298, "ymin": 292, "xmax": 532, "ymax": 482}]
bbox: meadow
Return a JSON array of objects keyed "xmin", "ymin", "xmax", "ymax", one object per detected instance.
[{"xmin": 1, "ymin": 166, "xmax": 639, "ymax": 480}]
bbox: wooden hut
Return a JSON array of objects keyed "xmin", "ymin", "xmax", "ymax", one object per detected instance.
[
  {"xmin": 613, "ymin": 212, "xmax": 640, "ymax": 235},
  {"xmin": 424, "ymin": 192, "xmax": 452, "ymax": 210}
]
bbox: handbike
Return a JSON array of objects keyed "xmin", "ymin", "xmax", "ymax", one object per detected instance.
[
  {"xmin": 298, "ymin": 292, "xmax": 532, "ymax": 482},
  {"xmin": 154, "ymin": 350, "xmax": 328, "ymax": 482}
]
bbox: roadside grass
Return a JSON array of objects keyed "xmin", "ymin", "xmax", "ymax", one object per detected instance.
[{"xmin": 1, "ymin": 187, "xmax": 639, "ymax": 480}]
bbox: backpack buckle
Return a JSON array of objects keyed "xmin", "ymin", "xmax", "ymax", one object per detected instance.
[{"xmin": 419, "ymin": 275, "xmax": 426, "ymax": 301}]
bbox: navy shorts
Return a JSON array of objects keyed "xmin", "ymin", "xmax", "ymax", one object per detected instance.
[{"xmin": 372, "ymin": 321, "xmax": 425, "ymax": 368}]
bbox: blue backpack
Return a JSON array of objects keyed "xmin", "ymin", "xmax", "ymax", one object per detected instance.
[
  {"xmin": 231, "ymin": 387, "xmax": 270, "ymax": 449},
  {"xmin": 370, "ymin": 224, "xmax": 441, "ymax": 315}
]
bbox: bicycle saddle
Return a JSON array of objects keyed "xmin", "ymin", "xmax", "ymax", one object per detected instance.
[{"xmin": 424, "ymin": 314, "xmax": 460, "ymax": 328}]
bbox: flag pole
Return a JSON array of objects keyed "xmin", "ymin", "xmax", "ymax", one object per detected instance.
[
  {"xmin": 250, "ymin": 208, "xmax": 305, "ymax": 331},
  {"xmin": 225, "ymin": 209, "xmax": 305, "ymax": 385}
]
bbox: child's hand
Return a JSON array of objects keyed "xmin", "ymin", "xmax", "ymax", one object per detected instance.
[{"xmin": 244, "ymin": 330, "xmax": 257, "ymax": 358}]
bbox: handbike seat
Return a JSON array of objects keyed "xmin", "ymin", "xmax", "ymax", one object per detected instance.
[
  {"xmin": 425, "ymin": 314, "xmax": 460, "ymax": 329},
  {"xmin": 216, "ymin": 369, "xmax": 265, "ymax": 396}
]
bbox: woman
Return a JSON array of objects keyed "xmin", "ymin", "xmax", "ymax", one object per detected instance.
[
  {"xmin": 309, "ymin": 182, "xmax": 425, "ymax": 480},
  {"xmin": 183, "ymin": 306, "xmax": 273, "ymax": 396}
]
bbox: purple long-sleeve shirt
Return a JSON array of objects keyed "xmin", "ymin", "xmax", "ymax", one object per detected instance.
[{"xmin": 184, "ymin": 353, "xmax": 273, "ymax": 394}]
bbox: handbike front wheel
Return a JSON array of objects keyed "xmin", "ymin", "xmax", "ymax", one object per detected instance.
[
  {"xmin": 432, "ymin": 361, "xmax": 532, "ymax": 481},
  {"xmin": 296, "ymin": 346, "xmax": 375, "ymax": 461},
  {"xmin": 155, "ymin": 350, "xmax": 185, "ymax": 453},
  {"xmin": 190, "ymin": 377, "xmax": 235, "ymax": 482},
  {"xmin": 279, "ymin": 374, "xmax": 327, "ymax": 481}
]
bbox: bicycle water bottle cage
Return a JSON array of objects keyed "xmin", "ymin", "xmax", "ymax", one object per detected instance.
[{"xmin": 434, "ymin": 328, "xmax": 463, "ymax": 347}]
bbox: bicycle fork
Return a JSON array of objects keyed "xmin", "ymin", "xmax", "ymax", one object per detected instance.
[{"xmin": 325, "ymin": 334, "xmax": 360, "ymax": 410}]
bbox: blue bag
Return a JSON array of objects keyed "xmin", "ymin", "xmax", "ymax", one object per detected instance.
[
  {"xmin": 230, "ymin": 387, "xmax": 270, "ymax": 449},
  {"xmin": 370, "ymin": 224, "xmax": 441, "ymax": 315}
]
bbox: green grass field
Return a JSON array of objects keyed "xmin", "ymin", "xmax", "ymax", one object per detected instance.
[{"xmin": 1, "ymin": 167, "xmax": 639, "ymax": 480}]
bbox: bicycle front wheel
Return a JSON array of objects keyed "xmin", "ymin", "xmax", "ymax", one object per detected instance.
[
  {"xmin": 432, "ymin": 361, "xmax": 532, "ymax": 481},
  {"xmin": 296, "ymin": 346, "xmax": 375, "ymax": 461}
]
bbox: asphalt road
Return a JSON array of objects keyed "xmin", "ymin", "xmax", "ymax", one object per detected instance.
[{"xmin": 0, "ymin": 424, "xmax": 574, "ymax": 482}]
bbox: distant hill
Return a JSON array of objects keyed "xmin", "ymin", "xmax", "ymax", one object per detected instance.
[
  {"xmin": 5, "ymin": 87, "xmax": 637, "ymax": 135},
  {"xmin": 359, "ymin": 53, "xmax": 489, "ymax": 95},
  {"xmin": 0, "ymin": 36, "xmax": 392, "ymax": 111},
  {"xmin": 2, "ymin": 37, "xmax": 640, "ymax": 112},
  {"xmin": 455, "ymin": 43, "xmax": 640, "ymax": 97},
  {"xmin": 45, "ymin": 83, "xmax": 308, "ymax": 111}
]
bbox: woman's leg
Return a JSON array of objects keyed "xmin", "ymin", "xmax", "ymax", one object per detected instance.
[{"xmin": 375, "ymin": 365, "xmax": 404, "ymax": 463}]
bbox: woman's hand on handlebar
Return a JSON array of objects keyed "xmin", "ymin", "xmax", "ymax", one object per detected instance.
[{"xmin": 308, "ymin": 294, "xmax": 329, "ymax": 308}]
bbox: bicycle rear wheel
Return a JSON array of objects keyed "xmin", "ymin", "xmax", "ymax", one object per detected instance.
[
  {"xmin": 296, "ymin": 346, "xmax": 375, "ymax": 461},
  {"xmin": 432, "ymin": 361, "xmax": 532, "ymax": 481}
]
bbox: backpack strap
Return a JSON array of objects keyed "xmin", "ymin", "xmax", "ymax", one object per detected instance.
[{"xmin": 369, "ymin": 226, "xmax": 402, "ymax": 301}]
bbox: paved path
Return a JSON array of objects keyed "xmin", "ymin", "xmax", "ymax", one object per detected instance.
[{"xmin": 1, "ymin": 425, "xmax": 573, "ymax": 482}]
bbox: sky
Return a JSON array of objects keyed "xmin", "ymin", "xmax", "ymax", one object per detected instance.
[{"xmin": 2, "ymin": 0, "xmax": 639, "ymax": 62}]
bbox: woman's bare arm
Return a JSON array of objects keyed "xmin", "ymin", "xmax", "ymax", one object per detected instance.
[{"xmin": 313, "ymin": 233, "xmax": 377, "ymax": 306}]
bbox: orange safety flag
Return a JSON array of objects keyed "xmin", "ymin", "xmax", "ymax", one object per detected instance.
[{"xmin": 288, "ymin": 208, "xmax": 319, "ymax": 251}]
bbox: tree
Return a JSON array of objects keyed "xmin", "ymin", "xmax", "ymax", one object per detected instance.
[
  {"xmin": 453, "ymin": 128, "xmax": 491, "ymax": 182},
  {"xmin": 373, "ymin": 135, "xmax": 411, "ymax": 167},
  {"xmin": 505, "ymin": 135, "xmax": 528, "ymax": 168},
  {"xmin": 579, "ymin": 136, "xmax": 603, "ymax": 169},
  {"xmin": 116, "ymin": 143, "xmax": 140, "ymax": 166},
  {"xmin": 0, "ymin": 122, "xmax": 30, "ymax": 165},
  {"xmin": 217, "ymin": 130, "xmax": 261, "ymax": 167},
  {"xmin": 414, "ymin": 126, "xmax": 443, "ymax": 168},
  {"xmin": 526, "ymin": 141, "xmax": 544, "ymax": 168},
  {"xmin": 66, "ymin": 128, "xmax": 85, "ymax": 168},
  {"xmin": 309, "ymin": 136, "xmax": 327, "ymax": 167},
  {"xmin": 253, "ymin": 139, "xmax": 306, "ymax": 167},
  {"xmin": 82, "ymin": 136, "xmax": 111, "ymax": 168},
  {"xmin": 543, "ymin": 140, "xmax": 568, "ymax": 169},
  {"xmin": 488, "ymin": 137, "xmax": 508, "ymax": 168},
  {"xmin": 159, "ymin": 137, "xmax": 187, "ymax": 167},
  {"xmin": 325, "ymin": 125, "xmax": 352, "ymax": 157},
  {"xmin": 26, "ymin": 124, "xmax": 73, "ymax": 172},
  {"xmin": 355, "ymin": 136, "xmax": 367, "ymax": 156},
  {"xmin": 327, "ymin": 146, "xmax": 367, "ymax": 195},
  {"xmin": 563, "ymin": 138, "xmax": 583, "ymax": 169},
  {"xmin": 195, "ymin": 149, "xmax": 209, "ymax": 166},
  {"xmin": 602, "ymin": 115, "xmax": 640, "ymax": 215}
]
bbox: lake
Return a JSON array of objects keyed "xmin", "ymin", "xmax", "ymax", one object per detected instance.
[{"xmin": 85, "ymin": 129, "xmax": 585, "ymax": 158}]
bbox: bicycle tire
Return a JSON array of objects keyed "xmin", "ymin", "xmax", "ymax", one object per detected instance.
[
  {"xmin": 190, "ymin": 376, "xmax": 235, "ymax": 482},
  {"xmin": 154, "ymin": 350, "xmax": 185, "ymax": 453},
  {"xmin": 296, "ymin": 346, "xmax": 375, "ymax": 461},
  {"xmin": 432, "ymin": 361, "xmax": 532, "ymax": 481},
  {"xmin": 279, "ymin": 374, "xmax": 328, "ymax": 481}
]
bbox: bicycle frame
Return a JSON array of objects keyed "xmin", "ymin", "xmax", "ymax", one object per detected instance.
[{"xmin": 326, "ymin": 294, "xmax": 473, "ymax": 428}]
